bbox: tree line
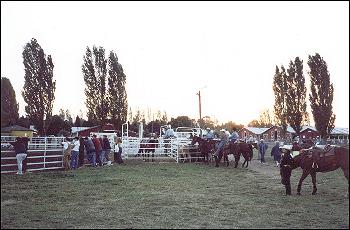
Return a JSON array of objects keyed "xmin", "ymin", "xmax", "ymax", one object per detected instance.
[
  {"xmin": 1, "ymin": 38, "xmax": 337, "ymax": 140},
  {"xmin": 1, "ymin": 38, "xmax": 128, "ymax": 135},
  {"xmin": 273, "ymin": 54, "xmax": 335, "ymax": 140}
]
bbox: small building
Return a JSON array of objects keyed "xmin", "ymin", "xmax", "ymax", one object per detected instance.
[
  {"xmin": 1, "ymin": 125, "xmax": 34, "ymax": 138},
  {"xmin": 239, "ymin": 127, "xmax": 270, "ymax": 141},
  {"xmin": 330, "ymin": 127, "xmax": 349, "ymax": 144},
  {"xmin": 287, "ymin": 126, "xmax": 320, "ymax": 140}
]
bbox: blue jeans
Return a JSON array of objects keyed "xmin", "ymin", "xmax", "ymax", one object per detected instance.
[
  {"xmin": 260, "ymin": 152, "xmax": 265, "ymax": 163},
  {"xmin": 70, "ymin": 151, "xmax": 79, "ymax": 169},
  {"xmin": 87, "ymin": 152, "xmax": 96, "ymax": 166}
]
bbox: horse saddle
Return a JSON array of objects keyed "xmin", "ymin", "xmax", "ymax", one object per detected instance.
[{"xmin": 305, "ymin": 146, "xmax": 336, "ymax": 169}]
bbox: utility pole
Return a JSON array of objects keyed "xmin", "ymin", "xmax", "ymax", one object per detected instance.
[
  {"xmin": 196, "ymin": 86, "xmax": 206, "ymax": 137},
  {"xmin": 197, "ymin": 90, "xmax": 202, "ymax": 137}
]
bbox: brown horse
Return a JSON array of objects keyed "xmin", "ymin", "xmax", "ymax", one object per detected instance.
[
  {"xmin": 191, "ymin": 136, "xmax": 218, "ymax": 164},
  {"xmin": 280, "ymin": 145, "xmax": 349, "ymax": 196},
  {"xmin": 139, "ymin": 138, "xmax": 158, "ymax": 162},
  {"xmin": 223, "ymin": 141, "xmax": 254, "ymax": 168}
]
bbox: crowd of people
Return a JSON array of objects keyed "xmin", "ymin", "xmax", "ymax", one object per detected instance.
[
  {"xmin": 62, "ymin": 135, "xmax": 125, "ymax": 170},
  {"xmin": 9, "ymin": 134, "xmax": 126, "ymax": 174},
  {"xmin": 10, "ymin": 125, "xmax": 318, "ymax": 175}
]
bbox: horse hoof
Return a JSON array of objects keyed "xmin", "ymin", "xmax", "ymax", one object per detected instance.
[
  {"xmin": 297, "ymin": 192, "xmax": 301, "ymax": 196},
  {"xmin": 312, "ymin": 192, "xmax": 317, "ymax": 195}
]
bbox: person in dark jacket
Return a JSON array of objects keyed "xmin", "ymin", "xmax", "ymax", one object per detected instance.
[
  {"xmin": 84, "ymin": 137, "xmax": 96, "ymax": 167},
  {"xmin": 102, "ymin": 135, "xmax": 112, "ymax": 165},
  {"xmin": 280, "ymin": 149, "xmax": 294, "ymax": 195},
  {"xmin": 258, "ymin": 139, "xmax": 268, "ymax": 164},
  {"xmin": 114, "ymin": 138, "xmax": 124, "ymax": 164},
  {"xmin": 92, "ymin": 135, "xmax": 103, "ymax": 166},
  {"xmin": 9, "ymin": 137, "xmax": 28, "ymax": 175},
  {"xmin": 21, "ymin": 136, "xmax": 30, "ymax": 173},
  {"xmin": 78, "ymin": 137, "xmax": 85, "ymax": 168},
  {"xmin": 271, "ymin": 141, "xmax": 282, "ymax": 167}
]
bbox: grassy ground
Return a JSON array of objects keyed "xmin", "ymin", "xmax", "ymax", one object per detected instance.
[{"xmin": 1, "ymin": 150, "xmax": 349, "ymax": 229}]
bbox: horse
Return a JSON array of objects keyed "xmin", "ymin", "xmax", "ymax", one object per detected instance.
[
  {"xmin": 191, "ymin": 136, "xmax": 218, "ymax": 164},
  {"xmin": 222, "ymin": 141, "xmax": 254, "ymax": 168},
  {"xmin": 139, "ymin": 138, "xmax": 158, "ymax": 162},
  {"xmin": 280, "ymin": 145, "xmax": 349, "ymax": 196}
]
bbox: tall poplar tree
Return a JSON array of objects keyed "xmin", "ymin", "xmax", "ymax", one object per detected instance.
[
  {"xmin": 82, "ymin": 46, "xmax": 108, "ymax": 123},
  {"xmin": 1, "ymin": 77, "xmax": 19, "ymax": 127},
  {"xmin": 308, "ymin": 53, "xmax": 336, "ymax": 139},
  {"xmin": 286, "ymin": 57, "xmax": 307, "ymax": 136},
  {"xmin": 272, "ymin": 65, "xmax": 288, "ymax": 139},
  {"xmin": 107, "ymin": 51, "xmax": 128, "ymax": 129},
  {"xmin": 22, "ymin": 38, "xmax": 56, "ymax": 134}
]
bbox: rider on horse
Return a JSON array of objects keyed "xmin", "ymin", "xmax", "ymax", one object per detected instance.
[
  {"xmin": 214, "ymin": 129, "xmax": 229, "ymax": 166},
  {"xmin": 229, "ymin": 128, "xmax": 239, "ymax": 144},
  {"xmin": 205, "ymin": 128, "xmax": 214, "ymax": 140}
]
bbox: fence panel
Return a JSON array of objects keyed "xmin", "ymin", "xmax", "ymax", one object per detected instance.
[{"xmin": 1, "ymin": 136, "xmax": 65, "ymax": 174}]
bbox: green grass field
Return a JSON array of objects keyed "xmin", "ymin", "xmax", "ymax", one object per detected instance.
[{"xmin": 1, "ymin": 151, "xmax": 349, "ymax": 229}]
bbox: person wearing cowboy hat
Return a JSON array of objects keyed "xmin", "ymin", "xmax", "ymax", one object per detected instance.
[
  {"xmin": 205, "ymin": 127, "xmax": 214, "ymax": 139},
  {"xmin": 280, "ymin": 148, "xmax": 293, "ymax": 195}
]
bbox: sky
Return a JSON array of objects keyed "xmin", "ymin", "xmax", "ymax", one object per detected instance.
[{"xmin": 1, "ymin": 1, "xmax": 349, "ymax": 128}]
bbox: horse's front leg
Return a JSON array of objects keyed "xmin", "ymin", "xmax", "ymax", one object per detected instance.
[
  {"xmin": 223, "ymin": 154, "xmax": 229, "ymax": 166},
  {"xmin": 311, "ymin": 171, "xmax": 317, "ymax": 195},
  {"xmin": 234, "ymin": 155, "xmax": 239, "ymax": 168},
  {"xmin": 297, "ymin": 170, "xmax": 310, "ymax": 195}
]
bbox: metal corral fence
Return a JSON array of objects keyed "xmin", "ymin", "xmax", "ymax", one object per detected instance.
[
  {"xmin": 121, "ymin": 136, "xmax": 202, "ymax": 163},
  {"xmin": 1, "ymin": 136, "xmax": 65, "ymax": 174},
  {"xmin": 1, "ymin": 136, "xmax": 203, "ymax": 174}
]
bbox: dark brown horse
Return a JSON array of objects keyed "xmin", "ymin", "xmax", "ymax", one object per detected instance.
[
  {"xmin": 139, "ymin": 138, "xmax": 158, "ymax": 162},
  {"xmin": 280, "ymin": 145, "xmax": 349, "ymax": 196},
  {"xmin": 223, "ymin": 141, "xmax": 254, "ymax": 168},
  {"xmin": 191, "ymin": 136, "xmax": 218, "ymax": 164}
]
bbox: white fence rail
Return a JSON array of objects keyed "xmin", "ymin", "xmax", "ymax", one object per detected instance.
[
  {"xmin": 1, "ymin": 136, "xmax": 65, "ymax": 174},
  {"xmin": 121, "ymin": 137, "xmax": 202, "ymax": 163},
  {"xmin": 1, "ymin": 136, "xmax": 203, "ymax": 174}
]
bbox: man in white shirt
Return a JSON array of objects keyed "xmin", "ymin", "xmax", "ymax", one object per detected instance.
[
  {"xmin": 70, "ymin": 137, "xmax": 80, "ymax": 170},
  {"xmin": 62, "ymin": 138, "xmax": 72, "ymax": 171}
]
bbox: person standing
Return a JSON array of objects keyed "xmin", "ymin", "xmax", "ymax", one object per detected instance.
[
  {"xmin": 9, "ymin": 137, "xmax": 27, "ymax": 175},
  {"xmin": 258, "ymin": 139, "xmax": 268, "ymax": 164},
  {"xmin": 62, "ymin": 137, "xmax": 73, "ymax": 171},
  {"xmin": 21, "ymin": 136, "xmax": 30, "ymax": 173},
  {"xmin": 78, "ymin": 137, "xmax": 85, "ymax": 168},
  {"xmin": 92, "ymin": 135, "xmax": 103, "ymax": 166},
  {"xmin": 280, "ymin": 149, "xmax": 293, "ymax": 195},
  {"xmin": 102, "ymin": 135, "xmax": 112, "ymax": 165},
  {"xmin": 271, "ymin": 141, "xmax": 282, "ymax": 167},
  {"xmin": 114, "ymin": 138, "xmax": 124, "ymax": 164},
  {"xmin": 84, "ymin": 137, "xmax": 96, "ymax": 167},
  {"xmin": 70, "ymin": 137, "xmax": 80, "ymax": 170}
]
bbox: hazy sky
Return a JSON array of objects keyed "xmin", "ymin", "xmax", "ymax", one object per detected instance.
[{"xmin": 1, "ymin": 1, "xmax": 349, "ymax": 127}]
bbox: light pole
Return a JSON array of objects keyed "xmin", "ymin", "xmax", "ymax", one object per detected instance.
[
  {"xmin": 197, "ymin": 90, "xmax": 202, "ymax": 124},
  {"xmin": 196, "ymin": 86, "xmax": 206, "ymax": 137}
]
